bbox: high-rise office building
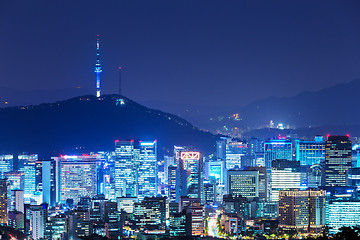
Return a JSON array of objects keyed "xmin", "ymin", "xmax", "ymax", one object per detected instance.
[
  {"xmin": 226, "ymin": 140, "xmax": 248, "ymax": 169},
  {"xmin": 206, "ymin": 160, "xmax": 226, "ymax": 184},
  {"xmin": 90, "ymin": 194, "xmax": 105, "ymax": 223},
  {"xmin": 0, "ymin": 179, "xmax": 8, "ymax": 225},
  {"xmin": 327, "ymin": 201, "xmax": 360, "ymax": 234},
  {"xmin": 114, "ymin": 140, "xmax": 137, "ymax": 198},
  {"xmin": 11, "ymin": 190, "xmax": 24, "ymax": 213},
  {"xmin": 178, "ymin": 151, "xmax": 204, "ymax": 203},
  {"xmin": 137, "ymin": 141, "xmax": 158, "ymax": 200},
  {"xmin": 264, "ymin": 139, "xmax": 292, "ymax": 168},
  {"xmin": 216, "ymin": 138, "xmax": 227, "ymax": 160},
  {"xmin": 246, "ymin": 166, "xmax": 267, "ymax": 201},
  {"xmin": 189, "ymin": 200, "xmax": 205, "ymax": 236},
  {"xmin": 35, "ymin": 160, "xmax": 56, "ymax": 206},
  {"xmin": 296, "ymin": 137, "xmax": 325, "ymax": 166},
  {"xmin": 104, "ymin": 201, "xmax": 119, "ymax": 239},
  {"xmin": 271, "ymin": 160, "xmax": 301, "ymax": 202},
  {"xmin": 178, "ymin": 197, "xmax": 205, "ymax": 236},
  {"xmin": 20, "ymin": 154, "xmax": 38, "ymax": 198},
  {"xmin": 0, "ymin": 155, "xmax": 13, "ymax": 178},
  {"xmin": 168, "ymin": 165, "xmax": 177, "ymax": 203},
  {"xmin": 278, "ymin": 189, "xmax": 326, "ymax": 233},
  {"xmin": 227, "ymin": 169, "xmax": 259, "ymax": 200},
  {"xmin": 304, "ymin": 164, "xmax": 323, "ymax": 188},
  {"xmin": 204, "ymin": 181, "xmax": 215, "ymax": 205},
  {"xmin": 324, "ymin": 135, "xmax": 352, "ymax": 187},
  {"xmin": 30, "ymin": 203, "xmax": 48, "ymax": 240},
  {"xmin": 54, "ymin": 155, "xmax": 97, "ymax": 204}
]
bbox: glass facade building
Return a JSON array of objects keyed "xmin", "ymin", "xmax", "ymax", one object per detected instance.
[
  {"xmin": 137, "ymin": 141, "xmax": 157, "ymax": 200},
  {"xmin": 264, "ymin": 139, "xmax": 292, "ymax": 168},
  {"xmin": 114, "ymin": 140, "xmax": 137, "ymax": 198},
  {"xmin": 0, "ymin": 155, "xmax": 13, "ymax": 178},
  {"xmin": 296, "ymin": 137, "xmax": 325, "ymax": 166}
]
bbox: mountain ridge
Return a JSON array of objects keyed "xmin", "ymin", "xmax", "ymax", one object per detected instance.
[{"xmin": 0, "ymin": 94, "xmax": 218, "ymax": 158}]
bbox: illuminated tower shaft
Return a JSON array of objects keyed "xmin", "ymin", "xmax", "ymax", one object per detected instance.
[{"xmin": 94, "ymin": 35, "xmax": 102, "ymax": 97}]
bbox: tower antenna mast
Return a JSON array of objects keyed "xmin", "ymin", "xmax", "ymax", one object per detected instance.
[{"xmin": 94, "ymin": 34, "xmax": 102, "ymax": 97}]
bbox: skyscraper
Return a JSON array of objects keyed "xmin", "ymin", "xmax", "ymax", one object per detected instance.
[
  {"xmin": 35, "ymin": 160, "xmax": 56, "ymax": 206},
  {"xmin": 324, "ymin": 135, "xmax": 352, "ymax": 187},
  {"xmin": 54, "ymin": 155, "xmax": 97, "ymax": 204},
  {"xmin": 246, "ymin": 166, "xmax": 267, "ymax": 201},
  {"xmin": 271, "ymin": 160, "xmax": 301, "ymax": 202},
  {"xmin": 137, "ymin": 141, "xmax": 157, "ymax": 200},
  {"xmin": 20, "ymin": 154, "xmax": 38, "ymax": 198},
  {"xmin": 225, "ymin": 140, "xmax": 248, "ymax": 170},
  {"xmin": 227, "ymin": 169, "xmax": 259, "ymax": 200},
  {"xmin": 296, "ymin": 137, "xmax": 325, "ymax": 166},
  {"xmin": 278, "ymin": 189, "xmax": 326, "ymax": 233},
  {"xmin": 114, "ymin": 140, "xmax": 137, "ymax": 198},
  {"xmin": 168, "ymin": 165, "xmax": 177, "ymax": 203},
  {"xmin": 264, "ymin": 139, "xmax": 292, "ymax": 168},
  {"xmin": 206, "ymin": 160, "xmax": 226, "ymax": 184},
  {"xmin": 178, "ymin": 151, "xmax": 204, "ymax": 203},
  {"xmin": 11, "ymin": 190, "xmax": 24, "ymax": 213}
]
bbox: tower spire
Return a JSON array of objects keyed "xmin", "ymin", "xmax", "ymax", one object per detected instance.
[{"xmin": 94, "ymin": 34, "xmax": 102, "ymax": 98}]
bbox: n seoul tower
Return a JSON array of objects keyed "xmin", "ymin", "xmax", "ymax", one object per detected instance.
[{"xmin": 94, "ymin": 35, "xmax": 102, "ymax": 98}]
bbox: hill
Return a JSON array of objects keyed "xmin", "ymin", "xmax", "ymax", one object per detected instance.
[
  {"xmin": 195, "ymin": 78, "xmax": 360, "ymax": 133},
  {"xmin": 0, "ymin": 95, "xmax": 218, "ymax": 158}
]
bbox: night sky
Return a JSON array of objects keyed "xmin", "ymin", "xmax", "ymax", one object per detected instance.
[{"xmin": 1, "ymin": 0, "xmax": 360, "ymax": 108}]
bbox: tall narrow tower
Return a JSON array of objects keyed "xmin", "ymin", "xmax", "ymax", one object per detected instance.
[{"xmin": 94, "ymin": 35, "xmax": 102, "ymax": 98}]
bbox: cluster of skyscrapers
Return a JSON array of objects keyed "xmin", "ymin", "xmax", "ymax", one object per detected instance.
[{"xmin": 1, "ymin": 135, "xmax": 360, "ymax": 239}]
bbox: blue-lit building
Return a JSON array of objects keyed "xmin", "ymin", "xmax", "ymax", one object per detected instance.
[
  {"xmin": 137, "ymin": 141, "xmax": 157, "ymax": 200},
  {"xmin": 296, "ymin": 137, "xmax": 325, "ymax": 166},
  {"xmin": 20, "ymin": 154, "xmax": 38, "ymax": 198},
  {"xmin": 178, "ymin": 151, "xmax": 204, "ymax": 203},
  {"xmin": 168, "ymin": 165, "xmax": 177, "ymax": 203},
  {"xmin": 0, "ymin": 155, "xmax": 13, "ymax": 178},
  {"xmin": 226, "ymin": 140, "xmax": 248, "ymax": 170},
  {"xmin": 264, "ymin": 139, "xmax": 292, "ymax": 168},
  {"xmin": 35, "ymin": 160, "xmax": 56, "ymax": 206},
  {"xmin": 206, "ymin": 160, "xmax": 225, "ymax": 184},
  {"xmin": 115, "ymin": 140, "xmax": 137, "ymax": 198}
]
